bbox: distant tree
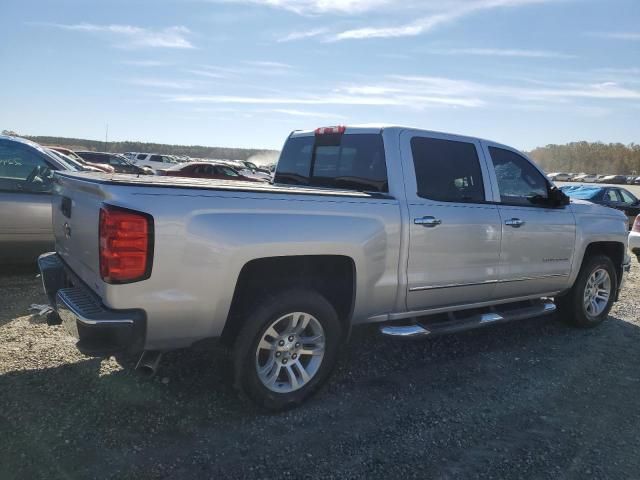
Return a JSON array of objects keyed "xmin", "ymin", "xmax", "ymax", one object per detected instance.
[
  {"xmin": 528, "ymin": 142, "xmax": 640, "ymax": 175},
  {"xmin": 24, "ymin": 135, "xmax": 280, "ymax": 163}
]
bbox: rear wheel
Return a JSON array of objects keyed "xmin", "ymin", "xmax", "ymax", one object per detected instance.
[
  {"xmin": 556, "ymin": 254, "xmax": 617, "ymax": 328},
  {"xmin": 233, "ymin": 289, "xmax": 342, "ymax": 410}
]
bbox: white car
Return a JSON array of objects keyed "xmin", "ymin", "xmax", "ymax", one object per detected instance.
[
  {"xmin": 131, "ymin": 153, "xmax": 177, "ymax": 172},
  {"xmin": 630, "ymin": 215, "xmax": 640, "ymax": 261},
  {"xmin": 573, "ymin": 173, "xmax": 598, "ymax": 183}
]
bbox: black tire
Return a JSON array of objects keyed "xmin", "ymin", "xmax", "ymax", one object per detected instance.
[
  {"xmin": 233, "ymin": 288, "xmax": 342, "ymax": 411},
  {"xmin": 556, "ymin": 254, "xmax": 617, "ymax": 328}
]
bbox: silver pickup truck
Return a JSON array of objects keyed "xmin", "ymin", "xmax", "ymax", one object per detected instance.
[{"xmin": 38, "ymin": 125, "xmax": 631, "ymax": 410}]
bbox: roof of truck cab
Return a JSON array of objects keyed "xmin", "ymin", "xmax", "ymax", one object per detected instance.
[{"xmin": 288, "ymin": 125, "xmax": 507, "ymax": 147}]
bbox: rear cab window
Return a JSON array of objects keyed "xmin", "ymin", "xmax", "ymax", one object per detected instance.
[{"xmin": 275, "ymin": 133, "xmax": 388, "ymax": 193}]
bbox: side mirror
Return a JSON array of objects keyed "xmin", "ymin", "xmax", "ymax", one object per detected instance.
[{"xmin": 549, "ymin": 187, "xmax": 570, "ymax": 207}]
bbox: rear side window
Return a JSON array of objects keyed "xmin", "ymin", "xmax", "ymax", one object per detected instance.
[
  {"xmin": 136, "ymin": 154, "xmax": 147, "ymax": 160},
  {"xmin": 410, "ymin": 137, "xmax": 485, "ymax": 203},
  {"xmin": 275, "ymin": 134, "xmax": 388, "ymax": 193}
]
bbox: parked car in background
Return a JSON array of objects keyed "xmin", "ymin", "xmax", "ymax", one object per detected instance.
[
  {"xmin": 633, "ymin": 176, "xmax": 640, "ymax": 185},
  {"xmin": 572, "ymin": 173, "xmax": 598, "ymax": 183},
  {"xmin": 38, "ymin": 125, "xmax": 630, "ymax": 410},
  {"xmin": 0, "ymin": 135, "xmax": 78, "ymax": 263},
  {"xmin": 131, "ymin": 153, "xmax": 177, "ymax": 171},
  {"xmin": 45, "ymin": 148, "xmax": 104, "ymax": 173},
  {"xmin": 599, "ymin": 175, "xmax": 628, "ymax": 185},
  {"xmin": 629, "ymin": 216, "xmax": 640, "ymax": 262},
  {"xmin": 46, "ymin": 146, "xmax": 115, "ymax": 173},
  {"xmin": 560, "ymin": 185, "xmax": 640, "ymax": 229},
  {"xmin": 156, "ymin": 162, "xmax": 264, "ymax": 182},
  {"xmin": 76, "ymin": 151, "xmax": 153, "ymax": 175},
  {"xmin": 547, "ymin": 172, "xmax": 572, "ymax": 181}
]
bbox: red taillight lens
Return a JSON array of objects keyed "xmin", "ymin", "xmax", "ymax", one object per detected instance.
[
  {"xmin": 314, "ymin": 125, "xmax": 346, "ymax": 136},
  {"xmin": 99, "ymin": 205, "xmax": 153, "ymax": 284},
  {"xmin": 633, "ymin": 216, "xmax": 640, "ymax": 232}
]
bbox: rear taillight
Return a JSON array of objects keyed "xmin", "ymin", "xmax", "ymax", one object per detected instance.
[
  {"xmin": 633, "ymin": 216, "xmax": 640, "ymax": 232},
  {"xmin": 315, "ymin": 125, "xmax": 346, "ymax": 135},
  {"xmin": 99, "ymin": 205, "xmax": 153, "ymax": 284}
]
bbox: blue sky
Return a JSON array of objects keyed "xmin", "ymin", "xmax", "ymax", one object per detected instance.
[{"xmin": 1, "ymin": 0, "xmax": 638, "ymax": 150}]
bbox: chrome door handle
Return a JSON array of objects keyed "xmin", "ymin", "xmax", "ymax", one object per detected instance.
[
  {"xmin": 414, "ymin": 216, "xmax": 442, "ymax": 227},
  {"xmin": 505, "ymin": 218, "xmax": 525, "ymax": 228}
]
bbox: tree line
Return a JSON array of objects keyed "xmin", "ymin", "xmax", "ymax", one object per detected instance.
[
  {"xmin": 528, "ymin": 142, "xmax": 640, "ymax": 175},
  {"xmin": 22, "ymin": 135, "xmax": 279, "ymax": 162}
]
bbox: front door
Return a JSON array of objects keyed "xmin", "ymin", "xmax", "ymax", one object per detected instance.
[
  {"xmin": 400, "ymin": 130, "xmax": 502, "ymax": 311},
  {"xmin": 482, "ymin": 143, "xmax": 576, "ymax": 299}
]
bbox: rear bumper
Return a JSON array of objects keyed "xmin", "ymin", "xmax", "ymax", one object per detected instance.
[{"xmin": 38, "ymin": 252, "xmax": 146, "ymax": 357}]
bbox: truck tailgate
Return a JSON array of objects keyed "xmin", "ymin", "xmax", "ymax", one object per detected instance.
[{"xmin": 53, "ymin": 174, "xmax": 109, "ymax": 294}]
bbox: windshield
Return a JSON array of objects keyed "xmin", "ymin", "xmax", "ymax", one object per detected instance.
[{"xmin": 43, "ymin": 148, "xmax": 78, "ymax": 171}]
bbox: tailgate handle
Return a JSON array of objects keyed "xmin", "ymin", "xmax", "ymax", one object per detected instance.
[{"xmin": 61, "ymin": 197, "xmax": 72, "ymax": 218}]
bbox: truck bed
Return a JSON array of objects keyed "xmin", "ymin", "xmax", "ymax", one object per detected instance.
[{"xmin": 55, "ymin": 172, "xmax": 391, "ymax": 199}]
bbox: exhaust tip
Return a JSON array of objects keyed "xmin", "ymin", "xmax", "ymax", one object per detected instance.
[{"xmin": 135, "ymin": 351, "xmax": 162, "ymax": 377}]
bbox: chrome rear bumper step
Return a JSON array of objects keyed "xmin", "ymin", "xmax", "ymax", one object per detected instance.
[{"xmin": 380, "ymin": 299, "xmax": 556, "ymax": 338}]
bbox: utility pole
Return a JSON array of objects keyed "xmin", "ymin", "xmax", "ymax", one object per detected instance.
[{"xmin": 104, "ymin": 124, "xmax": 109, "ymax": 152}]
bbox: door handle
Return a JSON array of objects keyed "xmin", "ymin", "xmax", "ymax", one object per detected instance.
[
  {"xmin": 505, "ymin": 218, "xmax": 525, "ymax": 228},
  {"xmin": 414, "ymin": 216, "xmax": 442, "ymax": 228}
]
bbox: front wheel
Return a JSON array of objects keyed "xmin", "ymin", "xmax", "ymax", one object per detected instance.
[
  {"xmin": 556, "ymin": 254, "xmax": 617, "ymax": 328},
  {"xmin": 233, "ymin": 289, "xmax": 342, "ymax": 410}
]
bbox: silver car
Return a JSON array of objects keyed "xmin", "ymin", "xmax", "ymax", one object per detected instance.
[{"xmin": 0, "ymin": 135, "xmax": 77, "ymax": 264}]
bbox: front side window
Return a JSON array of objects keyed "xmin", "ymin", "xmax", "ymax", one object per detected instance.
[
  {"xmin": 0, "ymin": 141, "xmax": 54, "ymax": 193},
  {"xmin": 488, "ymin": 147, "xmax": 549, "ymax": 206},
  {"xmin": 217, "ymin": 166, "xmax": 240, "ymax": 177},
  {"xmin": 410, "ymin": 137, "xmax": 485, "ymax": 203},
  {"xmin": 275, "ymin": 134, "xmax": 388, "ymax": 193},
  {"xmin": 619, "ymin": 189, "xmax": 637, "ymax": 205},
  {"xmin": 136, "ymin": 154, "xmax": 147, "ymax": 160}
]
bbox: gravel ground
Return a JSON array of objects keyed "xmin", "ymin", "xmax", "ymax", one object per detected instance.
[{"xmin": 1, "ymin": 262, "xmax": 639, "ymax": 479}]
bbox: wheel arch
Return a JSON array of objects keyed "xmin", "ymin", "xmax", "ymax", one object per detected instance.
[
  {"xmin": 221, "ymin": 255, "xmax": 356, "ymax": 346},
  {"xmin": 581, "ymin": 241, "xmax": 625, "ymax": 287}
]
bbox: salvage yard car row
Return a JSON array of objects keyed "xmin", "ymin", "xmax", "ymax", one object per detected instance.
[{"xmin": 0, "ymin": 134, "xmax": 270, "ymax": 264}]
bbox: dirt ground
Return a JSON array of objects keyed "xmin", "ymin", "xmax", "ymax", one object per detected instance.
[{"xmin": 1, "ymin": 262, "xmax": 639, "ymax": 479}]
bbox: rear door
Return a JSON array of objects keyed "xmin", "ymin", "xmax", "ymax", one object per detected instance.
[
  {"xmin": 400, "ymin": 130, "xmax": 502, "ymax": 311},
  {"xmin": 482, "ymin": 143, "xmax": 576, "ymax": 298},
  {"xmin": 0, "ymin": 140, "xmax": 56, "ymax": 261}
]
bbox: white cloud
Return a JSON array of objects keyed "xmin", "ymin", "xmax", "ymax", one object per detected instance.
[
  {"xmin": 278, "ymin": 28, "xmax": 329, "ymax": 42},
  {"xmin": 185, "ymin": 69, "xmax": 229, "ymax": 79},
  {"xmin": 129, "ymin": 78, "xmax": 193, "ymax": 89},
  {"xmin": 219, "ymin": 0, "xmax": 394, "ymax": 15},
  {"xmin": 270, "ymin": 109, "xmax": 346, "ymax": 118},
  {"xmin": 428, "ymin": 48, "xmax": 577, "ymax": 59},
  {"xmin": 48, "ymin": 23, "xmax": 194, "ymax": 49},
  {"xmin": 243, "ymin": 60, "xmax": 293, "ymax": 69},
  {"xmin": 331, "ymin": 0, "xmax": 551, "ymax": 41}
]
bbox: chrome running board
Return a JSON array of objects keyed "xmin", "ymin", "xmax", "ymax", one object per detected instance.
[{"xmin": 380, "ymin": 299, "xmax": 556, "ymax": 338}]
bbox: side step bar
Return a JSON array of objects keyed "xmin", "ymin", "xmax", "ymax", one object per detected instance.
[{"xmin": 380, "ymin": 299, "xmax": 556, "ymax": 338}]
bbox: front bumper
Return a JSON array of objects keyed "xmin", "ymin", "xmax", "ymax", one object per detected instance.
[{"xmin": 37, "ymin": 252, "xmax": 146, "ymax": 357}]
